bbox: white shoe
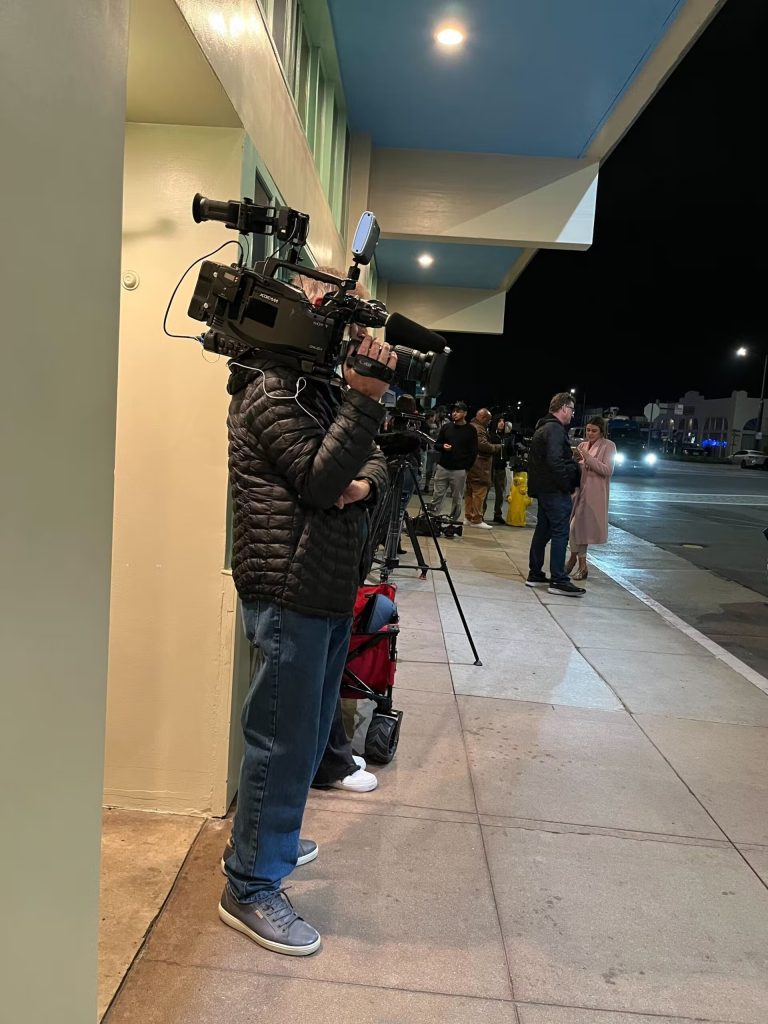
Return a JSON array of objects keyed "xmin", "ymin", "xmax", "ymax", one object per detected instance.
[
  {"xmin": 466, "ymin": 520, "xmax": 492, "ymax": 529},
  {"xmin": 352, "ymin": 754, "xmax": 367, "ymax": 770},
  {"xmin": 332, "ymin": 767, "xmax": 378, "ymax": 792}
]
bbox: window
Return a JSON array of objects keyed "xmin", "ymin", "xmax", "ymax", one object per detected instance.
[
  {"xmin": 272, "ymin": 0, "xmax": 288, "ymax": 62},
  {"xmin": 268, "ymin": 1, "xmax": 351, "ymax": 229},
  {"xmin": 315, "ymin": 64, "xmax": 334, "ymax": 191},
  {"xmin": 271, "ymin": 0, "xmax": 300, "ymax": 82},
  {"xmin": 295, "ymin": 25, "xmax": 311, "ymax": 126}
]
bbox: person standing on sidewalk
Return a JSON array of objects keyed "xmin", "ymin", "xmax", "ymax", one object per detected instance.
[
  {"xmin": 566, "ymin": 416, "xmax": 616, "ymax": 580},
  {"xmin": 429, "ymin": 401, "xmax": 478, "ymax": 524},
  {"xmin": 220, "ymin": 327, "xmax": 393, "ymax": 956},
  {"xmin": 489, "ymin": 416, "xmax": 512, "ymax": 524},
  {"xmin": 464, "ymin": 408, "xmax": 502, "ymax": 529},
  {"xmin": 525, "ymin": 392, "xmax": 586, "ymax": 596}
]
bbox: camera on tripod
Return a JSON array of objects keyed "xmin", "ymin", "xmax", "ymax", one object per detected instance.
[
  {"xmin": 413, "ymin": 512, "xmax": 463, "ymax": 539},
  {"xmin": 186, "ymin": 195, "xmax": 450, "ymax": 396}
]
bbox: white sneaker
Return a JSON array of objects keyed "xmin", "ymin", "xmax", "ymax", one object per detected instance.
[
  {"xmin": 352, "ymin": 754, "xmax": 366, "ymax": 770},
  {"xmin": 332, "ymin": 767, "xmax": 378, "ymax": 792},
  {"xmin": 466, "ymin": 520, "xmax": 493, "ymax": 529}
]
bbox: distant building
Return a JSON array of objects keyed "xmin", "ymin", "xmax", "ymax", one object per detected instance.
[{"xmin": 648, "ymin": 390, "xmax": 764, "ymax": 454}]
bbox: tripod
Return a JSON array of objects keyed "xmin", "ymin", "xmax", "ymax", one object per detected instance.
[{"xmin": 369, "ymin": 454, "xmax": 482, "ymax": 666}]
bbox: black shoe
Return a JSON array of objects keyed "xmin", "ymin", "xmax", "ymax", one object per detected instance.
[
  {"xmin": 397, "ymin": 544, "xmax": 407, "ymax": 555},
  {"xmin": 493, "ymin": 514, "xmax": 505, "ymax": 524},
  {"xmin": 525, "ymin": 572, "xmax": 551, "ymax": 588},
  {"xmin": 221, "ymin": 836, "xmax": 318, "ymax": 875},
  {"xmin": 548, "ymin": 579, "xmax": 586, "ymax": 597},
  {"xmin": 219, "ymin": 885, "xmax": 321, "ymax": 956}
]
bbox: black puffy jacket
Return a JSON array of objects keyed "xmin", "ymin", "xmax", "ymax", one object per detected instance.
[
  {"xmin": 227, "ymin": 357, "xmax": 389, "ymax": 618},
  {"xmin": 527, "ymin": 415, "xmax": 580, "ymax": 497}
]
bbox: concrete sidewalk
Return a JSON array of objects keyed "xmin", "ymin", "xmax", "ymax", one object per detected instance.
[
  {"xmin": 592, "ymin": 526, "xmax": 768, "ymax": 681},
  {"xmin": 105, "ymin": 521, "xmax": 768, "ymax": 1024}
]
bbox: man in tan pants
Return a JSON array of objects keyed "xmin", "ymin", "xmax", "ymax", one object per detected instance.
[{"xmin": 464, "ymin": 408, "xmax": 502, "ymax": 529}]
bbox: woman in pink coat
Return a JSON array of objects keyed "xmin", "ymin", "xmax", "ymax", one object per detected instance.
[{"xmin": 566, "ymin": 416, "xmax": 616, "ymax": 580}]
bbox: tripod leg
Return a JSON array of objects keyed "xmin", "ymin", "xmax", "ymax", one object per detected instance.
[
  {"xmin": 382, "ymin": 467, "xmax": 405, "ymax": 572},
  {"xmin": 411, "ymin": 475, "xmax": 483, "ymax": 666},
  {"xmin": 403, "ymin": 511, "xmax": 429, "ymax": 579},
  {"xmin": 440, "ymin": 554, "xmax": 483, "ymax": 666}
]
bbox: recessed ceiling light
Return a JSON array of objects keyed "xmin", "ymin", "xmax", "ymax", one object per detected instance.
[
  {"xmin": 417, "ymin": 254, "xmax": 434, "ymax": 267},
  {"xmin": 435, "ymin": 25, "xmax": 464, "ymax": 47}
]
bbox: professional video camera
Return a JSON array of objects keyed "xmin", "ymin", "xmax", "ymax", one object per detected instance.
[
  {"xmin": 186, "ymin": 194, "xmax": 450, "ymax": 396},
  {"xmin": 413, "ymin": 513, "xmax": 463, "ymax": 539}
]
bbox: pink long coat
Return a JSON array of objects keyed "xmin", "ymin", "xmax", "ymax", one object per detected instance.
[{"xmin": 570, "ymin": 437, "xmax": 616, "ymax": 546}]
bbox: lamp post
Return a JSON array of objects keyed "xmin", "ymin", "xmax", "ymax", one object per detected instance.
[
  {"xmin": 569, "ymin": 387, "xmax": 588, "ymax": 426},
  {"xmin": 736, "ymin": 346, "xmax": 768, "ymax": 443}
]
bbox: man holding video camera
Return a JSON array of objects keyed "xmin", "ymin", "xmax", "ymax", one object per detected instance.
[{"xmin": 219, "ymin": 321, "xmax": 393, "ymax": 956}]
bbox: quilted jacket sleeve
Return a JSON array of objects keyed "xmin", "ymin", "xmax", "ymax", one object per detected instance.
[
  {"xmin": 247, "ymin": 374, "xmax": 386, "ymax": 509},
  {"xmin": 356, "ymin": 444, "xmax": 389, "ymax": 505}
]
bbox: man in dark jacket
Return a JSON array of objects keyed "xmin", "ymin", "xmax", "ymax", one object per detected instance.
[
  {"xmin": 488, "ymin": 416, "xmax": 511, "ymax": 523},
  {"xmin": 526, "ymin": 391, "xmax": 586, "ymax": 597},
  {"xmin": 219, "ymin": 333, "xmax": 393, "ymax": 956},
  {"xmin": 429, "ymin": 401, "xmax": 478, "ymax": 523}
]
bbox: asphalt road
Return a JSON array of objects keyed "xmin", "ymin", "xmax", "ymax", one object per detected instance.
[{"xmin": 609, "ymin": 460, "xmax": 768, "ymax": 599}]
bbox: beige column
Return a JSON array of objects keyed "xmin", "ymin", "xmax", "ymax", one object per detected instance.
[{"xmin": 0, "ymin": 1, "xmax": 129, "ymax": 1021}]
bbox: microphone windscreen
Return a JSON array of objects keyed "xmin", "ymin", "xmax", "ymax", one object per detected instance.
[{"xmin": 385, "ymin": 312, "xmax": 448, "ymax": 353}]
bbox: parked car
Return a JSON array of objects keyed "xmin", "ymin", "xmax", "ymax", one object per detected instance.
[
  {"xmin": 613, "ymin": 440, "xmax": 659, "ymax": 474},
  {"xmin": 729, "ymin": 448, "xmax": 767, "ymax": 469}
]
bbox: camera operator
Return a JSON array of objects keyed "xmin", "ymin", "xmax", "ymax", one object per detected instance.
[{"xmin": 219, "ymin": 270, "xmax": 393, "ymax": 956}]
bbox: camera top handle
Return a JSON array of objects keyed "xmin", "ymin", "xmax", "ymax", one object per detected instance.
[{"xmin": 192, "ymin": 193, "xmax": 310, "ymax": 263}]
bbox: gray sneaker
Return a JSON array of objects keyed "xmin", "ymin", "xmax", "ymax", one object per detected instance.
[
  {"xmin": 219, "ymin": 885, "xmax": 321, "ymax": 956},
  {"xmin": 220, "ymin": 835, "xmax": 318, "ymax": 875}
]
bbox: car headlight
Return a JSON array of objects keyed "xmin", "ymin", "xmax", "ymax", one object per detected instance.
[
  {"xmin": 643, "ymin": 453, "xmax": 657, "ymax": 465},
  {"xmin": 615, "ymin": 452, "xmax": 626, "ymax": 465}
]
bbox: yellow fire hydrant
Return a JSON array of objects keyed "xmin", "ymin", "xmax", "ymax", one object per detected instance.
[{"xmin": 506, "ymin": 471, "xmax": 532, "ymax": 526}]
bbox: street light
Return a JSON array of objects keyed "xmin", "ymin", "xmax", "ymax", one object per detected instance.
[
  {"xmin": 736, "ymin": 346, "xmax": 768, "ymax": 442},
  {"xmin": 569, "ymin": 387, "xmax": 588, "ymax": 425}
]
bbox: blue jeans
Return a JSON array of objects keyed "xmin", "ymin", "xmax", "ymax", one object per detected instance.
[
  {"xmin": 529, "ymin": 492, "xmax": 572, "ymax": 584},
  {"xmin": 225, "ymin": 601, "xmax": 352, "ymax": 902}
]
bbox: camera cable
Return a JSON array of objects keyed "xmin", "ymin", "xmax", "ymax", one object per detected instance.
[
  {"xmin": 226, "ymin": 361, "xmax": 325, "ymax": 432},
  {"xmin": 162, "ymin": 239, "xmax": 245, "ymax": 343}
]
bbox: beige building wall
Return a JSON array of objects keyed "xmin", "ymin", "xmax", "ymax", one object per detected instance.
[
  {"xmin": 104, "ymin": 124, "xmax": 246, "ymax": 815},
  {"xmin": 0, "ymin": 1, "xmax": 129, "ymax": 1020}
]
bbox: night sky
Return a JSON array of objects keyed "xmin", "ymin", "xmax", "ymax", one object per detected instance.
[{"xmin": 439, "ymin": 0, "xmax": 767, "ymax": 426}]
